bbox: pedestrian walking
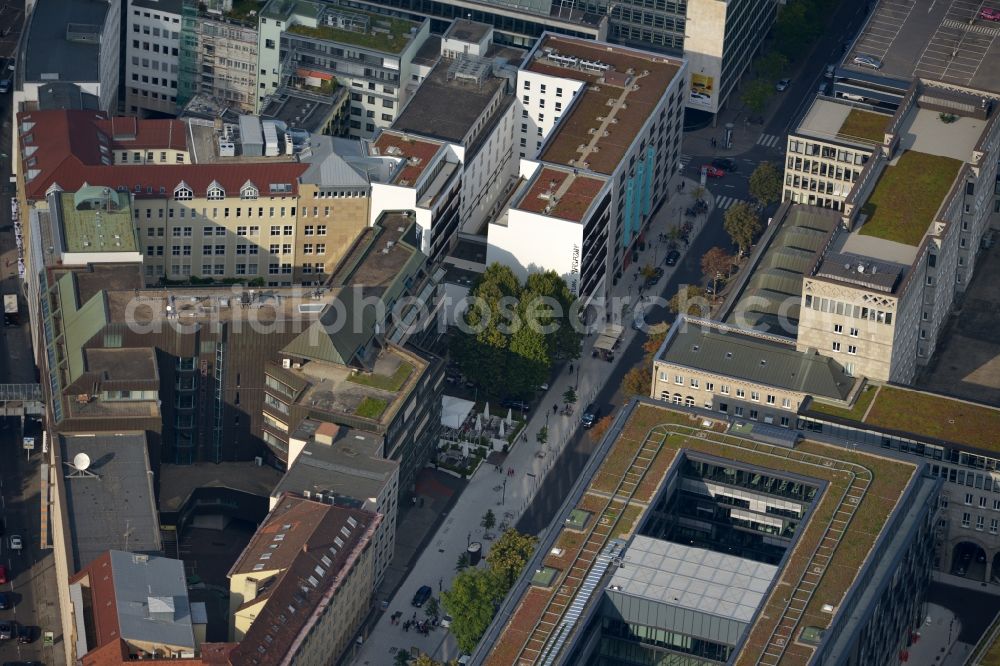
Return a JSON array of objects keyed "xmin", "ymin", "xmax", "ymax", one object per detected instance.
[{"xmin": 553, "ymin": 404, "xmax": 558, "ymax": 414}]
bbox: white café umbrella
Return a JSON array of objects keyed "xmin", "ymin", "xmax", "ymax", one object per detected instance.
[
  {"xmin": 483, "ymin": 402, "xmax": 491, "ymax": 420},
  {"xmin": 498, "ymin": 420, "xmax": 506, "ymax": 438},
  {"xmin": 475, "ymin": 413, "xmax": 483, "ymax": 432},
  {"xmin": 505, "ymin": 408, "xmax": 513, "ymax": 425}
]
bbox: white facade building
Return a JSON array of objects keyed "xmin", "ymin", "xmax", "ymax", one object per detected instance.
[{"xmin": 126, "ymin": 0, "xmax": 182, "ymax": 116}]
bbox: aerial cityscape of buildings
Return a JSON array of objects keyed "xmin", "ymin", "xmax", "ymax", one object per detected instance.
[{"xmin": 1, "ymin": 0, "xmax": 1000, "ymax": 664}]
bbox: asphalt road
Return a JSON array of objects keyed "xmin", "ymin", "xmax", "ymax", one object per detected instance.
[{"xmin": 516, "ymin": 0, "xmax": 874, "ymax": 538}]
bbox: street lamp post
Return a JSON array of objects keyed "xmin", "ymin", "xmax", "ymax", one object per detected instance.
[
  {"xmin": 467, "ymin": 531, "xmax": 471, "ymax": 548},
  {"xmin": 501, "ymin": 478, "xmax": 507, "ymax": 505}
]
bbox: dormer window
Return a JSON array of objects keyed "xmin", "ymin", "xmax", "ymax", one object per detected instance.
[
  {"xmin": 241, "ymin": 181, "xmax": 259, "ymax": 200},
  {"xmin": 207, "ymin": 182, "xmax": 225, "ymax": 200},
  {"xmin": 174, "ymin": 182, "xmax": 193, "ymax": 200}
]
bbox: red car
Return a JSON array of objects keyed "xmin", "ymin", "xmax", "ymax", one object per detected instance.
[
  {"xmin": 703, "ymin": 165, "xmax": 726, "ymax": 178},
  {"xmin": 0, "ymin": 564, "xmax": 7, "ymax": 584},
  {"xmin": 981, "ymin": 7, "xmax": 1000, "ymax": 21}
]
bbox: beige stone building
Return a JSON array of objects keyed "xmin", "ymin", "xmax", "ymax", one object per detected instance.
[
  {"xmin": 228, "ymin": 494, "xmax": 379, "ymax": 665},
  {"xmin": 651, "ymin": 317, "xmax": 858, "ymax": 427}
]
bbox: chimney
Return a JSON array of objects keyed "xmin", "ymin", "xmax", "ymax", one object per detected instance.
[{"xmin": 315, "ymin": 422, "xmax": 340, "ymax": 446}]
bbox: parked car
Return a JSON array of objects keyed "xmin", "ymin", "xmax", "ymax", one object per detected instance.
[
  {"xmin": 664, "ymin": 250, "xmax": 681, "ymax": 266},
  {"xmin": 0, "ymin": 621, "xmax": 12, "ymax": 641},
  {"xmin": 0, "ymin": 592, "xmax": 10, "ymax": 610},
  {"xmin": 8, "ymin": 535, "xmax": 21, "ymax": 552},
  {"xmin": 16, "ymin": 625, "xmax": 32, "ymax": 644},
  {"xmin": 645, "ymin": 267, "xmax": 664, "ymax": 286},
  {"xmin": 581, "ymin": 403, "xmax": 600, "ymax": 429},
  {"xmin": 411, "ymin": 585, "xmax": 433, "ymax": 608},
  {"xmin": 980, "ymin": 7, "xmax": 1000, "ymax": 21},
  {"xmin": 702, "ymin": 165, "xmax": 725, "ymax": 178},
  {"xmin": 0, "ymin": 565, "xmax": 6, "ymax": 585},
  {"xmin": 711, "ymin": 158, "xmax": 736, "ymax": 171},
  {"xmin": 852, "ymin": 54, "xmax": 882, "ymax": 69},
  {"xmin": 775, "ymin": 78, "xmax": 791, "ymax": 91},
  {"xmin": 824, "ymin": 64, "xmax": 836, "ymax": 78},
  {"xmin": 502, "ymin": 398, "xmax": 530, "ymax": 412}
]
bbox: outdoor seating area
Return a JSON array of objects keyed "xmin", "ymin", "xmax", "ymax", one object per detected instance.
[{"xmin": 437, "ymin": 398, "xmax": 525, "ymax": 477}]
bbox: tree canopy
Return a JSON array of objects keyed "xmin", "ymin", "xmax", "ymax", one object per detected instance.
[
  {"xmin": 441, "ymin": 568, "xmax": 505, "ymax": 654},
  {"xmin": 486, "ymin": 529, "xmax": 539, "ymax": 589},
  {"xmin": 668, "ymin": 286, "xmax": 710, "ymax": 317},
  {"xmin": 451, "ymin": 265, "xmax": 582, "ymax": 398},
  {"xmin": 749, "ymin": 161, "xmax": 783, "ymax": 207},
  {"xmin": 741, "ymin": 79, "xmax": 772, "ymax": 116},
  {"xmin": 724, "ymin": 202, "xmax": 762, "ymax": 255}
]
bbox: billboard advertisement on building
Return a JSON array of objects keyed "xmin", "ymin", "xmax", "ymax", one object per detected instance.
[{"xmin": 689, "ymin": 73, "xmax": 715, "ymax": 110}]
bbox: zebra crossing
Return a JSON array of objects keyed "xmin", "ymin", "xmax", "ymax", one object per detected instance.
[
  {"xmin": 715, "ymin": 196, "xmax": 744, "ymax": 211},
  {"xmin": 756, "ymin": 133, "xmax": 783, "ymax": 148},
  {"xmin": 679, "ymin": 154, "xmax": 692, "ymax": 169}
]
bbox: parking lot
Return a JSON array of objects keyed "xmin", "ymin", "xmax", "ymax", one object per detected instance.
[{"xmin": 918, "ymin": 240, "xmax": 1000, "ymax": 406}]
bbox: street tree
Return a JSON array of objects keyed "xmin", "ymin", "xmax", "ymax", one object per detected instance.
[
  {"xmin": 563, "ymin": 387, "xmax": 577, "ymax": 405},
  {"xmin": 691, "ymin": 185, "xmax": 707, "ymax": 202},
  {"xmin": 724, "ymin": 202, "xmax": 762, "ymax": 256},
  {"xmin": 486, "ymin": 529, "xmax": 539, "ymax": 588},
  {"xmin": 412, "ymin": 654, "xmax": 441, "ymax": 666},
  {"xmin": 536, "ymin": 425, "xmax": 548, "ymax": 446},
  {"xmin": 741, "ymin": 79, "xmax": 772, "ymax": 117},
  {"xmin": 481, "ymin": 509, "xmax": 497, "ymax": 532},
  {"xmin": 701, "ymin": 247, "xmax": 735, "ymax": 295},
  {"xmin": 749, "ymin": 161, "xmax": 782, "ymax": 207},
  {"xmin": 640, "ymin": 263, "xmax": 657, "ymax": 281},
  {"xmin": 395, "ymin": 648, "xmax": 412, "ymax": 666},
  {"xmin": 442, "ymin": 568, "xmax": 505, "ymax": 654},
  {"xmin": 455, "ymin": 552, "xmax": 470, "ymax": 572},
  {"xmin": 775, "ymin": 1, "xmax": 817, "ymax": 61},
  {"xmin": 757, "ymin": 51, "xmax": 789, "ymax": 81},
  {"xmin": 668, "ymin": 285, "xmax": 710, "ymax": 317},
  {"xmin": 622, "ymin": 327, "xmax": 670, "ymax": 397},
  {"xmin": 424, "ymin": 596, "xmax": 440, "ymax": 622}
]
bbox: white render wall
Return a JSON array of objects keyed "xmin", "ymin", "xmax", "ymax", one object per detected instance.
[
  {"xmin": 459, "ymin": 101, "xmax": 518, "ymax": 234},
  {"xmin": 486, "ymin": 206, "xmax": 585, "ymax": 294},
  {"xmin": 126, "ymin": 0, "xmax": 182, "ymax": 116},
  {"xmin": 514, "ymin": 69, "xmax": 585, "ymax": 159}
]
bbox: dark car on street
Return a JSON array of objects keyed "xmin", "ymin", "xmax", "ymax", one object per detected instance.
[
  {"xmin": 0, "ymin": 621, "xmax": 12, "ymax": 641},
  {"xmin": 711, "ymin": 158, "xmax": 736, "ymax": 171},
  {"xmin": 16, "ymin": 624, "xmax": 33, "ymax": 644},
  {"xmin": 0, "ymin": 593, "xmax": 10, "ymax": 610},
  {"xmin": 645, "ymin": 267, "xmax": 664, "ymax": 286},
  {"xmin": 412, "ymin": 585, "xmax": 433, "ymax": 608},
  {"xmin": 582, "ymin": 403, "xmax": 600, "ymax": 429},
  {"xmin": 664, "ymin": 250, "xmax": 681, "ymax": 266}
]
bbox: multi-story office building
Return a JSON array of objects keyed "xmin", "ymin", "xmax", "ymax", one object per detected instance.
[
  {"xmin": 270, "ymin": 419, "xmax": 399, "ymax": 587},
  {"xmin": 125, "ymin": 0, "xmax": 261, "ymax": 116},
  {"xmin": 262, "ymin": 212, "xmax": 444, "ymax": 498},
  {"xmin": 795, "ymin": 82, "xmax": 999, "ymax": 383},
  {"xmin": 475, "ymin": 399, "xmax": 940, "ymax": 666},
  {"xmin": 486, "ymin": 34, "xmax": 686, "ymax": 304},
  {"xmin": 782, "ymin": 97, "xmax": 887, "ymax": 211},
  {"xmin": 256, "ymin": 0, "xmax": 431, "ymax": 137},
  {"xmin": 16, "ymin": 0, "xmax": 121, "ymax": 113},
  {"xmin": 651, "ymin": 316, "xmax": 858, "ymax": 427},
  {"xmin": 227, "ymin": 494, "xmax": 379, "ymax": 665},
  {"xmin": 126, "ymin": 0, "xmax": 183, "ymax": 116},
  {"xmin": 16, "ymin": 110, "xmax": 372, "ymax": 289},
  {"xmin": 337, "ymin": 0, "xmax": 775, "ymax": 116}
]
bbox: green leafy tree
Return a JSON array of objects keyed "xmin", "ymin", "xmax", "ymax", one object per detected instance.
[
  {"xmin": 452, "ymin": 265, "xmax": 581, "ymax": 398},
  {"xmin": 486, "ymin": 529, "xmax": 539, "ymax": 589},
  {"xmin": 640, "ymin": 263, "xmax": 657, "ymax": 281},
  {"xmin": 481, "ymin": 509, "xmax": 497, "ymax": 532},
  {"xmin": 668, "ymin": 286, "xmax": 710, "ymax": 317},
  {"xmin": 442, "ymin": 568, "xmax": 506, "ymax": 654},
  {"xmin": 701, "ymin": 247, "xmax": 735, "ymax": 295},
  {"xmin": 757, "ymin": 51, "xmax": 789, "ymax": 81},
  {"xmin": 775, "ymin": 1, "xmax": 818, "ymax": 61},
  {"xmin": 724, "ymin": 202, "xmax": 762, "ymax": 256},
  {"xmin": 691, "ymin": 185, "xmax": 707, "ymax": 202},
  {"xmin": 456, "ymin": 552, "xmax": 470, "ymax": 572},
  {"xmin": 536, "ymin": 425, "xmax": 548, "ymax": 446},
  {"xmin": 563, "ymin": 387, "xmax": 577, "ymax": 405},
  {"xmin": 394, "ymin": 648, "xmax": 412, "ymax": 666},
  {"xmin": 622, "ymin": 366, "xmax": 651, "ymax": 398},
  {"xmin": 749, "ymin": 161, "xmax": 783, "ymax": 207},
  {"xmin": 424, "ymin": 596, "xmax": 440, "ymax": 622},
  {"xmin": 741, "ymin": 79, "xmax": 772, "ymax": 116}
]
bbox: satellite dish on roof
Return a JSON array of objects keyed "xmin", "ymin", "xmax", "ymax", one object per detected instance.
[{"xmin": 73, "ymin": 452, "xmax": 91, "ymax": 471}]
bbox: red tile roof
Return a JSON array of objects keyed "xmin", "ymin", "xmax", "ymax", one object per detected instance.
[
  {"xmin": 227, "ymin": 494, "xmax": 379, "ymax": 666},
  {"xmin": 81, "ymin": 639, "xmax": 238, "ymax": 665},
  {"xmin": 18, "ymin": 109, "xmax": 307, "ymax": 200},
  {"xmin": 70, "ymin": 552, "xmax": 121, "ymax": 650},
  {"xmin": 517, "ymin": 166, "xmax": 606, "ymax": 222},
  {"xmin": 371, "ymin": 131, "xmax": 442, "ymax": 187},
  {"xmin": 95, "ymin": 117, "xmax": 188, "ymax": 151}
]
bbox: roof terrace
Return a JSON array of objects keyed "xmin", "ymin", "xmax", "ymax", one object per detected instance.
[
  {"xmin": 515, "ymin": 166, "xmax": 607, "ymax": 222},
  {"xmin": 57, "ymin": 188, "xmax": 138, "ymax": 254},
  {"xmin": 284, "ymin": 1, "xmax": 421, "ymax": 55},
  {"xmin": 482, "ymin": 400, "xmax": 918, "ymax": 666},
  {"xmin": 794, "ymin": 98, "xmax": 892, "ymax": 148},
  {"xmin": 370, "ymin": 131, "xmax": 443, "ymax": 187},
  {"xmin": 527, "ymin": 35, "xmax": 681, "ymax": 175}
]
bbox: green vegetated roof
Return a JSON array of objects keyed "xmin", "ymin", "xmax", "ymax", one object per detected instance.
[
  {"xmin": 837, "ymin": 109, "xmax": 891, "ymax": 144},
  {"xmin": 861, "ymin": 386, "xmax": 1000, "ymax": 452},
  {"xmin": 287, "ymin": 10, "xmax": 417, "ymax": 54},
  {"xmin": 859, "ymin": 150, "xmax": 963, "ymax": 246}
]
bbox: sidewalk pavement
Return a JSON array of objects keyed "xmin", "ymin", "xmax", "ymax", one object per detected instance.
[
  {"xmin": 350, "ymin": 174, "xmax": 714, "ymax": 664},
  {"xmin": 907, "ymin": 603, "xmax": 967, "ymax": 666}
]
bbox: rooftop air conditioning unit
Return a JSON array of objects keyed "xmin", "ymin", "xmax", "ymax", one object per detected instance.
[{"xmin": 282, "ymin": 358, "xmax": 291, "ymax": 369}]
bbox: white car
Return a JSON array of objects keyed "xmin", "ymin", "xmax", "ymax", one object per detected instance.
[
  {"xmin": 441, "ymin": 614, "xmax": 453, "ymax": 628},
  {"xmin": 775, "ymin": 78, "xmax": 791, "ymax": 92},
  {"xmin": 9, "ymin": 535, "xmax": 22, "ymax": 551},
  {"xmin": 852, "ymin": 55, "xmax": 882, "ymax": 70}
]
